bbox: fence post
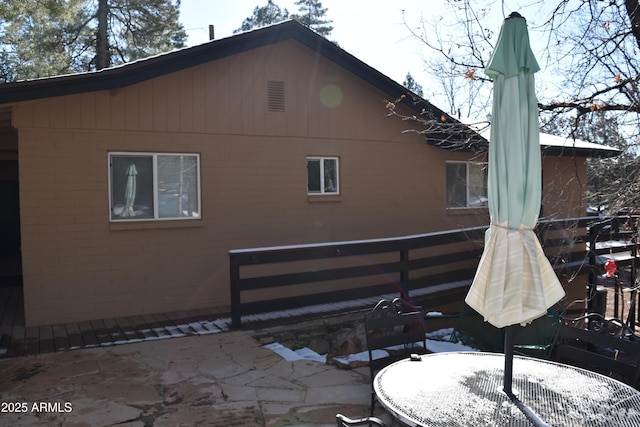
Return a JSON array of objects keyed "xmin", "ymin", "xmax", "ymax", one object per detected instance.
[
  {"xmin": 587, "ymin": 224, "xmax": 598, "ymax": 314},
  {"xmin": 400, "ymin": 248, "xmax": 409, "ymax": 299},
  {"xmin": 632, "ymin": 220, "xmax": 639, "ymax": 326},
  {"xmin": 229, "ymin": 254, "xmax": 241, "ymax": 328}
]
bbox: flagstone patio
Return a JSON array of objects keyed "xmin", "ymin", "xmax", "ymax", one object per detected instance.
[{"xmin": 0, "ymin": 326, "xmax": 388, "ymax": 427}]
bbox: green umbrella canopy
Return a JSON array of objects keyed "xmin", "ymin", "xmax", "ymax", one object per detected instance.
[{"xmin": 465, "ymin": 13, "xmax": 565, "ymax": 328}]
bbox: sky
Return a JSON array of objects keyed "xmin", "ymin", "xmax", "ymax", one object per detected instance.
[{"xmin": 177, "ymin": 1, "xmax": 549, "ymax": 112}]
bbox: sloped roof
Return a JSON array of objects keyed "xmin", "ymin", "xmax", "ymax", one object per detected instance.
[
  {"xmin": 0, "ymin": 20, "xmax": 482, "ymax": 147},
  {"xmin": 0, "ymin": 21, "xmax": 435, "ymax": 110}
]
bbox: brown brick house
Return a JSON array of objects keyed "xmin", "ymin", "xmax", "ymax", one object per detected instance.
[{"xmin": 0, "ymin": 21, "xmax": 618, "ymax": 326}]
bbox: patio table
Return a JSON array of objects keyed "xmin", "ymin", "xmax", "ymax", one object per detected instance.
[{"xmin": 373, "ymin": 351, "xmax": 640, "ymax": 427}]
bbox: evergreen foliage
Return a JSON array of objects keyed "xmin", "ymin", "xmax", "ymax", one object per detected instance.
[
  {"xmin": 403, "ymin": 73, "xmax": 424, "ymax": 97},
  {"xmin": 290, "ymin": 0, "xmax": 333, "ymax": 37},
  {"xmin": 236, "ymin": 0, "xmax": 333, "ymax": 37},
  {"xmin": 0, "ymin": 0, "xmax": 186, "ymax": 81},
  {"xmin": 234, "ymin": 0, "xmax": 290, "ymax": 33}
]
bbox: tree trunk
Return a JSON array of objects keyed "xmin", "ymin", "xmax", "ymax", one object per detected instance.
[
  {"xmin": 96, "ymin": 0, "xmax": 108, "ymax": 69},
  {"xmin": 625, "ymin": 0, "xmax": 640, "ymax": 50}
]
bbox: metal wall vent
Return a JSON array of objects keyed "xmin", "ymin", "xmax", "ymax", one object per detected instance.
[{"xmin": 267, "ymin": 80, "xmax": 286, "ymax": 112}]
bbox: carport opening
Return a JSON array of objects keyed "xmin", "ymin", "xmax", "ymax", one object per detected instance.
[{"xmin": 0, "ymin": 113, "xmax": 24, "ymax": 330}]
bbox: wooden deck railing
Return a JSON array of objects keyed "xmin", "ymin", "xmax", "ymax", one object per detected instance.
[
  {"xmin": 587, "ymin": 215, "xmax": 640, "ymax": 324},
  {"xmin": 229, "ymin": 216, "xmax": 638, "ymax": 328}
]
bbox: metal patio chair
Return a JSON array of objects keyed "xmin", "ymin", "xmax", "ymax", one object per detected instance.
[
  {"xmin": 449, "ymin": 303, "xmax": 565, "ymax": 359},
  {"xmin": 512, "ymin": 304, "xmax": 565, "ymax": 359},
  {"xmin": 556, "ymin": 313, "xmax": 640, "ymax": 386},
  {"xmin": 364, "ymin": 297, "xmax": 428, "ymax": 416},
  {"xmin": 448, "ymin": 303, "xmax": 504, "ymax": 352},
  {"xmin": 336, "ymin": 413, "xmax": 389, "ymax": 427}
]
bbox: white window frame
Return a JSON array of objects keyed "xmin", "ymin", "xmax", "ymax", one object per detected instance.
[
  {"xmin": 307, "ymin": 156, "xmax": 340, "ymax": 195},
  {"xmin": 108, "ymin": 152, "xmax": 201, "ymax": 221},
  {"xmin": 446, "ymin": 161, "xmax": 488, "ymax": 209}
]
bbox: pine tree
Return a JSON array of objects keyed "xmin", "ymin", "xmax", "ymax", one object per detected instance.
[
  {"xmin": 403, "ymin": 73, "xmax": 424, "ymax": 97},
  {"xmin": 291, "ymin": 0, "xmax": 333, "ymax": 37},
  {"xmin": 0, "ymin": 0, "xmax": 187, "ymax": 80},
  {"xmin": 0, "ymin": 0, "xmax": 92, "ymax": 80},
  {"xmin": 234, "ymin": 0, "xmax": 289, "ymax": 33},
  {"xmin": 236, "ymin": 0, "xmax": 333, "ymax": 37},
  {"xmin": 94, "ymin": 0, "xmax": 187, "ymax": 69}
]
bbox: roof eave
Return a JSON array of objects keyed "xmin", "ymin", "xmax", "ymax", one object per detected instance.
[{"xmin": 542, "ymin": 145, "xmax": 621, "ymax": 158}]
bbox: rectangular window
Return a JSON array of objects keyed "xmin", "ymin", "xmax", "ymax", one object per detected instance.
[
  {"xmin": 109, "ymin": 152, "xmax": 200, "ymax": 221},
  {"xmin": 446, "ymin": 161, "xmax": 488, "ymax": 208},
  {"xmin": 307, "ymin": 157, "xmax": 339, "ymax": 195}
]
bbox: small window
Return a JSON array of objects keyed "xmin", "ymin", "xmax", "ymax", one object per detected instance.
[
  {"xmin": 307, "ymin": 157, "xmax": 339, "ymax": 195},
  {"xmin": 109, "ymin": 153, "xmax": 200, "ymax": 221},
  {"xmin": 446, "ymin": 161, "xmax": 488, "ymax": 208}
]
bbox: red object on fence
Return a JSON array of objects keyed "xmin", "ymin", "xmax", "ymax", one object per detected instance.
[{"xmin": 604, "ymin": 259, "xmax": 617, "ymax": 277}]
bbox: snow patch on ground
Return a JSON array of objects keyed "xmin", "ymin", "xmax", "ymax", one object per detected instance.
[{"xmin": 263, "ymin": 328, "xmax": 478, "ymax": 363}]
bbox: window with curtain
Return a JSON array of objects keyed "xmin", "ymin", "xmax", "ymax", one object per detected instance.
[
  {"xmin": 307, "ymin": 157, "xmax": 339, "ymax": 195},
  {"xmin": 109, "ymin": 152, "xmax": 200, "ymax": 221},
  {"xmin": 446, "ymin": 161, "xmax": 488, "ymax": 208}
]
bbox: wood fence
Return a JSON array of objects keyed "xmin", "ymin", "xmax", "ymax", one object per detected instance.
[{"xmin": 229, "ymin": 216, "xmax": 639, "ymax": 328}]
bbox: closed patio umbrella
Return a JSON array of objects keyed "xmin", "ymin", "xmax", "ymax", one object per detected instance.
[
  {"xmin": 464, "ymin": 12, "xmax": 565, "ymax": 411},
  {"xmin": 122, "ymin": 163, "xmax": 137, "ymax": 217}
]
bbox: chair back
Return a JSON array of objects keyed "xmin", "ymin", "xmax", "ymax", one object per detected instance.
[
  {"xmin": 364, "ymin": 297, "xmax": 427, "ymax": 415},
  {"xmin": 512, "ymin": 304, "xmax": 565, "ymax": 359},
  {"xmin": 449, "ymin": 303, "xmax": 503, "ymax": 352},
  {"xmin": 556, "ymin": 313, "xmax": 640, "ymax": 386},
  {"xmin": 365, "ymin": 298, "xmax": 427, "ymax": 376},
  {"xmin": 450, "ymin": 303, "xmax": 565, "ymax": 359}
]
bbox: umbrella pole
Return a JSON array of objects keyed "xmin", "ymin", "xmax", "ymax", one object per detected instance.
[
  {"xmin": 504, "ymin": 325, "xmax": 551, "ymax": 427},
  {"xmin": 504, "ymin": 325, "xmax": 514, "ymax": 397}
]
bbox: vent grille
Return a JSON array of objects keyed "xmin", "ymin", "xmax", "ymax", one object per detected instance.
[{"xmin": 267, "ymin": 80, "xmax": 286, "ymax": 112}]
